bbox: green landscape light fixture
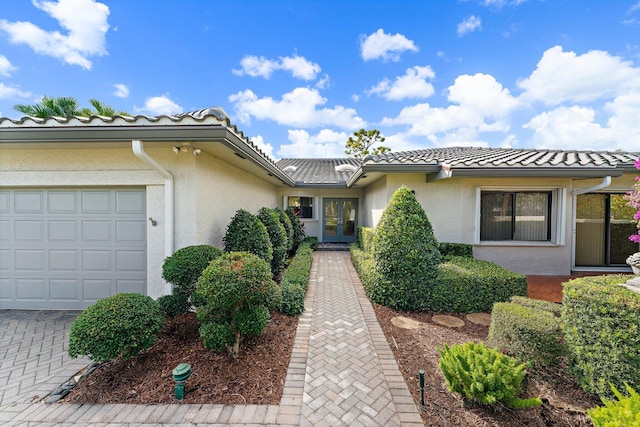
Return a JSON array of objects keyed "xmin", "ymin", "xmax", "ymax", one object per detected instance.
[
  {"xmin": 172, "ymin": 363, "xmax": 192, "ymax": 400},
  {"xmin": 418, "ymin": 369, "xmax": 425, "ymax": 406}
]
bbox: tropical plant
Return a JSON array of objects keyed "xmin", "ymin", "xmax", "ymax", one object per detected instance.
[
  {"xmin": 14, "ymin": 96, "xmax": 130, "ymax": 118},
  {"xmin": 344, "ymin": 128, "xmax": 390, "ymax": 158}
]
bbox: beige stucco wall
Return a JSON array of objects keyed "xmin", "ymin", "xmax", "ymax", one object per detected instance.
[
  {"xmin": 0, "ymin": 143, "xmax": 281, "ymax": 298},
  {"xmin": 277, "ymin": 187, "xmax": 364, "ymax": 242},
  {"xmin": 359, "ymin": 172, "xmax": 636, "ymax": 275}
]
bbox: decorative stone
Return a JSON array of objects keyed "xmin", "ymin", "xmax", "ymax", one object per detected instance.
[
  {"xmin": 390, "ymin": 316, "xmax": 424, "ymax": 330},
  {"xmin": 466, "ymin": 313, "xmax": 492, "ymax": 326},
  {"xmin": 431, "ymin": 314, "xmax": 465, "ymax": 328}
]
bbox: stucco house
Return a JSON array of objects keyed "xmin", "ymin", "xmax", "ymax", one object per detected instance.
[{"xmin": 1, "ymin": 107, "xmax": 638, "ymax": 309}]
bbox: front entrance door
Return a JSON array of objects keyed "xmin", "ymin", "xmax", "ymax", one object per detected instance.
[
  {"xmin": 323, "ymin": 199, "xmax": 358, "ymax": 243},
  {"xmin": 575, "ymin": 193, "xmax": 638, "ymax": 267}
]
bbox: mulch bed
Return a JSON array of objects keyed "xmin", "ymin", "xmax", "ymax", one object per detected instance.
[{"xmin": 66, "ymin": 310, "xmax": 297, "ymax": 405}]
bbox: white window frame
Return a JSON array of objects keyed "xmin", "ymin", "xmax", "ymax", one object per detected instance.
[
  {"xmin": 283, "ymin": 195, "xmax": 318, "ymax": 221},
  {"xmin": 474, "ymin": 186, "xmax": 566, "ymax": 246}
]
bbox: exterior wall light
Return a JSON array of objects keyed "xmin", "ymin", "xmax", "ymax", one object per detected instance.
[
  {"xmin": 172, "ymin": 363, "xmax": 192, "ymax": 399},
  {"xmin": 192, "ymin": 148, "xmax": 201, "ymax": 156},
  {"xmin": 418, "ymin": 369, "xmax": 425, "ymax": 406}
]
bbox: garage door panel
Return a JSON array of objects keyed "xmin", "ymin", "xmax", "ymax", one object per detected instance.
[
  {"xmin": 50, "ymin": 279, "xmax": 79, "ymax": 301},
  {"xmin": 15, "ymin": 249, "xmax": 45, "ymax": 271},
  {"xmin": 15, "ymin": 221, "xmax": 44, "ymax": 241},
  {"xmin": 49, "ymin": 220, "xmax": 77, "ymax": 241},
  {"xmin": 82, "ymin": 192, "xmax": 111, "ymax": 213},
  {"xmin": 16, "ymin": 278, "xmax": 47, "ymax": 300},
  {"xmin": 4, "ymin": 188, "xmax": 146, "ymax": 309}
]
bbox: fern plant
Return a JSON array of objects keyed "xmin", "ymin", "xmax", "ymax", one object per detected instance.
[
  {"xmin": 588, "ymin": 383, "xmax": 640, "ymax": 427},
  {"xmin": 438, "ymin": 342, "xmax": 541, "ymax": 409}
]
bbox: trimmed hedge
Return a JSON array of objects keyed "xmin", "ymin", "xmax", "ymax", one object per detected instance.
[
  {"xmin": 285, "ymin": 207, "xmax": 304, "ymax": 254},
  {"xmin": 257, "ymin": 207, "xmax": 288, "ymax": 275},
  {"xmin": 439, "ymin": 242, "xmax": 473, "ymax": 259},
  {"xmin": 427, "ymin": 256, "xmax": 527, "ymax": 313},
  {"xmin": 488, "ymin": 301, "xmax": 564, "ymax": 368},
  {"xmin": 357, "ymin": 226, "xmax": 376, "ymax": 253},
  {"xmin": 161, "ymin": 245, "xmax": 223, "ymax": 297},
  {"xmin": 350, "ymin": 244, "xmax": 378, "ymax": 297},
  {"xmin": 276, "ymin": 207, "xmax": 294, "ymax": 253},
  {"xmin": 279, "ymin": 241, "xmax": 314, "ymax": 316},
  {"xmin": 223, "ymin": 209, "xmax": 273, "ymax": 264},
  {"xmin": 68, "ymin": 293, "xmax": 163, "ymax": 362},
  {"xmin": 562, "ymin": 274, "xmax": 640, "ymax": 399},
  {"xmin": 510, "ymin": 295, "xmax": 562, "ymax": 317}
]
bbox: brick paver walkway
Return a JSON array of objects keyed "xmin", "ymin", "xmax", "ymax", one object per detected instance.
[{"xmin": 0, "ymin": 251, "xmax": 424, "ymax": 426}]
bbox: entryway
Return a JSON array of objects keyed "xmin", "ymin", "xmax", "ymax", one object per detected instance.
[{"xmin": 323, "ymin": 198, "xmax": 357, "ymax": 243}]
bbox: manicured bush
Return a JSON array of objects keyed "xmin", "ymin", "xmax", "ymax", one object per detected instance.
[
  {"xmin": 510, "ymin": 295, "xmax": 562, "ymax": 317},
  {"xmin": 161, "ymin": 245, "xmax": 223, "ymax": 297},
  {"xmin": 350, "ymin": 244, "xmax": 378, "ymax": 297},
  {"xmin": 301, "ymin": 236, "xmax": 319, "ymax": 250},
  {"xmin": 68, "ymin": 293, "xmax": 163, "ymax": 362},
  {"xmin": 438, "ymin": 242, "xmax": 473, "ymax": 259},
  {"xmin": 223, "ymin": 209, "xmax": 273, "ymax": 265},
  {"xmin": 489, "ymin": 301, "xmax": 564, "ymax": 368},
  {"xmin": 357, "ymin": 226, "xmax": 376, "ymax": 253},
  {"xmin": 562, "ymin": 274, "xmax": 640, "ymax": 399},
  {"xmin": 426, "ymin": 256, "xmax": 527, "ymax": 313},
  {"xmin": 157, "ymin": 293, "xmax": 191, "ymax": 318},
  {"xmin": 194, "ymin": 252, "xmax": 281, "ymax": 359},
  {"xmin": 275, "ymin": 207, "xmax": 294, "ymax": 253},
  {"xmin": 588, "ymin": 383, "xmax": 640, "ymax": 427},
  {"xmin": 371, "ymin": 186, "xmax": 441, "ymax": 310},
  {"xmin": 438, "ymin": 342, "xmax": 542, "ymax": 409},
  {"xmin": 278, "ymin": 241, "xmax": 314, "ymax": 315},
  {"xmin": 257, "ymin": 207, "xmax": 288, "ymax": 275},
  {"xmin": 285, "ymin": 207, "xmax": 304, "ymax": 254}
]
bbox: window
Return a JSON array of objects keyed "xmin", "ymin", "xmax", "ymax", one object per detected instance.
[
  {"xmin": 286, "ymin": 196, "xmax": 315, "ymax": 219},
  {"xmin": 480, "ymin": 191, "xmax": 552, "ymax": 241}
]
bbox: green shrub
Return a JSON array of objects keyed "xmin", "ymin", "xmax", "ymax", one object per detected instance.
[
  {"xmin": 357, "ymin": 226, "xmax": 376, "ymax": 253},
  {"xmin": 157, "ymin": 293, "xmax": 191, "ymax": 318},
  {"xmin": 285, "ymin": 207, "xmax": 304, "ymax": 254},
  {"xmin": 489, "ymin": 302, "xmax": 564, "ymax": 368},
  {"xmin": 588, "ymin": 383, "xmax": 640, "ymax": 427},
  {"xmin": 438, "ymin": 242, "xmax": 473, "ymax": 259},
  {"xmin": 510, "ymin": 295, "xmax": 562, "ymax": 317},
  {"xmin": 162, "ymin": 245, "xmax": 223, "ymax": 297},
  {"xmin": 438, "ymin": 342, "xmax": 542, "ymax": 409},
  {"xmin": 372, "ymin": 186, "xmax": 441, "ymax": 310},
  {"xmin": 562, "ymin": 274, "xmax": 640, "ymax": 399},
  {"xmin": 68, "ymin": 293, "xmax": 163, "ymax": 362},
  {"xmin": 257, "ymin": 207, "xmax": 288, "ymax": 275},
  {"xmin": 194, "ymin": 252, "xmax": 281, "ymax": 359},
  {"xmin": 302, "ymin": 236, "xmax": 318, "ymax": 250},
  {"xmin": 350, "ymin": 244, "xmax": 378, "ymax": 297},
  {"xmin": 275, "ymin": 207, "xmax": 294, "ymax": 253},
  {"xmin": 427, "ymin": 256, "xmax": 527, "ymax": 313},
  {"xmin": 278, "ymin": 241, "xmax": 314, "ymax": 315},
  {"xmin": 223, "ymin": 209, "xmax": 273, "ymax": 264}
]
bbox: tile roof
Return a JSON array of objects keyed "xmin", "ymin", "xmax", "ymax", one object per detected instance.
[
  {"xmin": 276, "ymin": 158, "xmax": 362, "ymax": 185},
  {"xmin": 363, "ymin": 147, "xmax": 639, "ymax": 169}
]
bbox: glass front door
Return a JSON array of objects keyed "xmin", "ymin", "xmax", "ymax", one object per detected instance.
[
  {"xmin": 323, "ymin": 199, "xmax": 358, "ymax": 243},
  {"xmin": 575, "ymin": 193, "xmax": 638, "ymax": 266}
]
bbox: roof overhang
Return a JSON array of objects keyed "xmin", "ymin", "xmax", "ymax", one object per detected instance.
[
  {"xmin": 431, "ymin": 166, "xmax": 626, "ymax": 180},
  {"xmin": 347, "ymin": 163, "xmax": 441, "ymax": 187}
]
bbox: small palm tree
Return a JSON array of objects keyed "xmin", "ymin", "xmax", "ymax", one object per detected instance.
[{"xmin": 14, "ymin": 97, "xmax": 131, "ymax": 118}]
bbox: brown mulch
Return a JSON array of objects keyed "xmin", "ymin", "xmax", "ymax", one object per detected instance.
[
  {"xmin": 373, "ymin": 304, "xmax": 600, "ymax": 427},
  {"xmin": 66, "ymin": 310, "xmax": 297, "ymax": 405},
  {"xmin": 67, "ymin": 303, "xmax": 601, "ymax": 426}
]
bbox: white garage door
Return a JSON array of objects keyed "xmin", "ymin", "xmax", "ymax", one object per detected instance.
[{"xmin": 0, "ymin": 188, "xmax": 147, "ymax": 310}]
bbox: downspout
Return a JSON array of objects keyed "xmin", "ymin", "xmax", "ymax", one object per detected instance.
[
  {"xmin": 132, "ymin": 140, "xmax": 174, "ymax": 259},
  {"xmin": 571, "ymin": 175, "xmax": 612, "ymax": 196}
]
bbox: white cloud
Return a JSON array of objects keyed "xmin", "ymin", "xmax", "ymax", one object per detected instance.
[
  {"xmin": 113, "ymin": 83, "xmax": 129, "ymax": 98},
  {"xmin": 629, "ymin": 1, "xmax": 640, "ymax": 14},
  {"xmin": 517, "ymin": 46, "xmax": 640, "ymax": 105},
  {"xmin": 449, "ymin": 73, "xmax": 518, "ymax": 117},
  {"xmin": 367, "ymin": 66, "xmax": 436, "ymax": 101},
  {"xmin": 134, "ymin": 94, "xmax": 182, "ymax": 116},
  {"xmin": 249, "ymin": 134, "xmax": 275, "ymax": 160},
  {"xmin": 0, "ymin": 0, "xmax": 110, "ymax": 70},
  {"xmin": 232, "ymin": 54, "xmax": 320, "ymax": 80},
  {"xmin": 360, "ymin": 29, "xmax": 418, "ymax": 62},
  {"xmin": 0, "ymin": 55, "xmax": 17, "ymax": 77},
  {"xmin": 0, "ymin": 83, "xmax": 32, "ymax": 99},
  {"xmin": 229, "ymin": 87, "xmax": 366, "ymax": 129},
  {"xmin": 277, "ymin": 129, "xmax": 348, "ymax": 158},
  {"xmin": 457, "ymin": 16, "xmax": 482, "ymax": 37}
]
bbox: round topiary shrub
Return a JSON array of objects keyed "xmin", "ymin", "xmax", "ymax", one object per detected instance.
[
  {"xmin": 194, "ymin": 251, "xmax": 281, "ymax": 359},
  {"xmin": 285, "ymin": 207, "xmax": 304, "ymax": 254},
  {"xmin": 68, "ymin": 293, "xmax": 163, "ymax": 362},
  {"xmin": 223, "ymin": 209, "xmax": 273, "ymax": 265},
  {"xmin": 372, "ymin": 186, "xmax": 441, "ymax": 310},
  {"xmin": 157, "ymin": 293, "xmax": 191, "ymax": 318},
  {"xmin": 257, "ymin": 207, "xmax": 288, "ymax": 275},
  {"xmin": 276, "ymin": 207, "xmax": 294, "ymax": 253},
  {"xmin": 162, "ymin": 245, "xmax": 223, "ymax": 297}
]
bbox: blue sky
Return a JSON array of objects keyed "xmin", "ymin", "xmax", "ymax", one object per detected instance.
[{"xmin": 1, "ymin": 0, "xmax": 640, "ymax": 159}]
